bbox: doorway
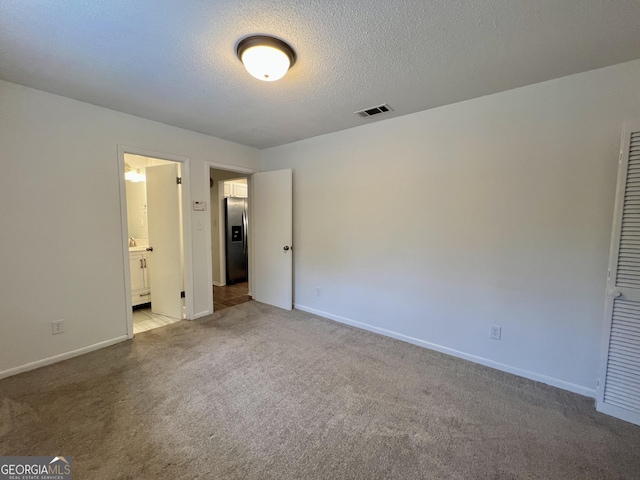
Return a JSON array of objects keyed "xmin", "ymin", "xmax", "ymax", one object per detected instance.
[
  {"xmin": 120, "ymin": 149, "xmax": 191, "ymax": 336},
  {"xmin": 210, "ymin": 168, "xmax": 252, "ymax": 312}
]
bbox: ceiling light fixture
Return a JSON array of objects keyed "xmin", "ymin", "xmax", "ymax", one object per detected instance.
[
  {"xmin": 236, "ymin": 35, "xmax": 296, "ymax": 82},
  {"xmin": 124, "ymin": 163, "xmax": 146, "ymax": 183}
]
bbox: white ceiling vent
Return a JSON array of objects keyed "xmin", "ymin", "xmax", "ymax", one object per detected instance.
[{"xmin": 355, "ymin": 104, "xmax": 393, "ymax": 118}]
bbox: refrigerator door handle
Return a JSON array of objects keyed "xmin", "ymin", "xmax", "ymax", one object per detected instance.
[{"xmin": 242, "ymin": 209, "xmax": 248, "ymax": 254}]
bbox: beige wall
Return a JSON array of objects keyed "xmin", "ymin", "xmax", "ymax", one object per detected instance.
[
  {"xmin": 0, "ymin": 79, "xmax": 259, "ymax": 376},
  {"xmin": 262, "ymin": 60, "xmax": 640, "ymax": 395}
]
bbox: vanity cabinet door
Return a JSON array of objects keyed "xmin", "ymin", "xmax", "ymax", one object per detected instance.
[
  {"xmin": 129, "ymin": 253, "xmax": 146, "ymax": 293},
  {"xmin": 142, "ymin": 253, "xmax": 150, "ymax": 290}
]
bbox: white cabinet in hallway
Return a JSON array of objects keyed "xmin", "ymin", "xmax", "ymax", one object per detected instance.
[
  {"xmin": 129, "ymin": 249, "xmax": 151, "ymax": 306},
  {"xmin": 223, "ymin": 180, "xmax": 248, "ymax": 198}
]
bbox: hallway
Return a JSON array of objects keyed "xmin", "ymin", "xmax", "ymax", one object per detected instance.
[{"xmin": 214, "ymin": 281, "xmax": 251, "ymax": 311}]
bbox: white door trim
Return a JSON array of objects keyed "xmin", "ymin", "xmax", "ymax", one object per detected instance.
[
  {"xmin": 117, "ymin": 145, "xmax": 193, "ymax": 338},
  {"xmin": 218, "ymin": 180, "xmax": 227, "ymax": 288},
  {"xmin": 204, "ymin": 161, "xmax": 257, "ymax": 314}
]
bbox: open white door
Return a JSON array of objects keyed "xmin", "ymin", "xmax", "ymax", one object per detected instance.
[
  {"xmin": 597, "ymin": 122, "xmax": 640, "ymax": 426},
  {"xmin": 252, "ymin": 169, "xmax": 293, "ymax": 310},
  {"xmin": 146, "ymin": 163, "xmax": 184, "ymax": 320}
]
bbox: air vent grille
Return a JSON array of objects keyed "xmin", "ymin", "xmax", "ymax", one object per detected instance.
[{"xmin": 355, "ymin": 104, "xmax": 393, "ymax": 118}]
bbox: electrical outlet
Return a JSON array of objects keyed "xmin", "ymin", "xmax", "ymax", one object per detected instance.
[
  {"xmin": 51, "ymin": 320, "xmax": 65, "ymax": 335},
  {"xmin": 490, "ymin": 325, "xmax": 501, "ymax": 340},
  {"xmin": 316, "ymin": 287, "xmax": 321, "ymax": 297}
]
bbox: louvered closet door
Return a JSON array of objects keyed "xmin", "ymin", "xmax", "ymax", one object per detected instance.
[{"xmin": 598, "ymin": 123, "xmax": 640, "ymax": 426}]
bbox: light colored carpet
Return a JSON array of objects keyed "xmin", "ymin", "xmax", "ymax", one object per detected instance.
[{"xmin": 1, "ymin": 301, "xmax": 639, "ymax": 479}]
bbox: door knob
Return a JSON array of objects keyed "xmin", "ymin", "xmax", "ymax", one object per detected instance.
[
  {"xmin": 283, "ymin": 246, "xmax": 290, "ymax": 251},
  {"xmin": 609, "ymin": 289, "xmax": 622, "ymax": 298},
  {"xmin": 146, "ymin": 247, "xmax": 154, "ymax": 252}
]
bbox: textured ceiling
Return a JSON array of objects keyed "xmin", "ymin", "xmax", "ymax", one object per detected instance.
[{"xmin": 1, "ymin": 1, "xmax": 639, "ymax": 149}]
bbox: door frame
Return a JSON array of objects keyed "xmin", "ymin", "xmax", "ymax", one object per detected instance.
[
  {"xmin": 118, "ymin": 145, "xmax": 193, "ymax": 339},
  {"xmin": 218, "ymin": 180, "xmax": 227, "ymax": 287},
  {"xmin": 205, "ymin": 161, "xmax": 256, "ymax": 314}
]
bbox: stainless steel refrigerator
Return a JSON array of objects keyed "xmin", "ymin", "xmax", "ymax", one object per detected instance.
[{"xmin": 224, "ymin": 197, "xmax": 248, "ymax": 284}]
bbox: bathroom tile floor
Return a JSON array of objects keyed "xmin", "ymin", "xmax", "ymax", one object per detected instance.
[
  {"xmin": 132, "ymin": 281, "xmax": 250, "ymax": 335},
  {"xmin": 133, "ymin": 308, "xmax": 181, "ymax": 334}
]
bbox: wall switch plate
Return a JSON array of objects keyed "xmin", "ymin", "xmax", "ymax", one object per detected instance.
[
  {"xmin": 490, "ymin": 325, "xmax": 501, "ymax": 340},
  {"xmin": 52, "ymin": 320, "xmax": 65, "ymax": 335}
]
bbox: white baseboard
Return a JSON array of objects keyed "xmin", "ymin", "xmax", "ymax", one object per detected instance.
[
  {"xmin": 597, "ymin": 400, "xmax": 640, "ymax": 426},
  {"xmin": 294, "ymin": 304, "xmax": 597, "ymax": 399},
  {"xmin": 192, "ymin": 310, "xmax": 212, "ymax": 319},
  {"xmin": 213, "ymin": 281, "xmax": 224, "ymax": 287},
  {"xmin": 0, "ymin": 335, "xmax": 130, "ymax": 380}
]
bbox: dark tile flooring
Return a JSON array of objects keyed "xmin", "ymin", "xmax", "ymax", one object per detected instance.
[{"xmin": 213, "ymin": 281, "xmax": 251, "ymax": 311}]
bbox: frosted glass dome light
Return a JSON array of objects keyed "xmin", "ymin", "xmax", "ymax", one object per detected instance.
[
  {"xmin": 237, "ymin": 36, "xmax": 296, "ymax": 82},
  {"xmin": 241, "ymin": 45, "xmax": 290, "ymax": 81}
]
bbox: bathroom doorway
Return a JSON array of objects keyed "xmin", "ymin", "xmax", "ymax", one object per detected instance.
[{"xmin": 121, "ymin": 150, "xmax": 189, "ymax": 335}]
